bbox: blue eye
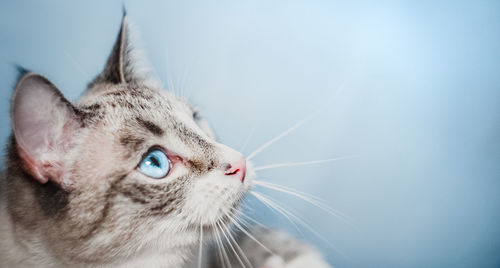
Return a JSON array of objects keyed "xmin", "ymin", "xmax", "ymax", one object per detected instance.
[{"xmin": 138, "ymin": 149, "xmax": 171, "ymax": 179}]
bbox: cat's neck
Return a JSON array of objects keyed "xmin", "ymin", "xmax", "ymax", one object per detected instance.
[
  {"xmin": 0, "ymin": 209, "xmax": 196, "ymax": 268},
  {"xmin": 0, "ymin": 172, "xmax": 46, "ymax": 267},
  {"xmin": 0, "ymin": 171, "xmax": 198, "ymax": 268}
]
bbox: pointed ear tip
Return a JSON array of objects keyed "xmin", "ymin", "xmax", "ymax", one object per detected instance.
[
  {"xmin": 122, "ymin": 4, "xmax": 127, "ymax": 17},
  {"xmin": 12, "ymin": 65, "xmax": 32, "ymax": 90},
  {"xmin": 121, "ymin": 5, "xmax": 129, "ymax": 23},
  {"xmin": 13, "ymin": 64, "xmax": 30, "ymax": 77}
]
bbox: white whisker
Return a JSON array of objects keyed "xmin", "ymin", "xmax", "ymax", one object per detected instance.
[
  {"xmin": 215, "ymin": 222, "xmax": 231, "ymax": 268},
  {"xmin": 254, "ymin": 156, "xmax": 357, "ymax": 171},
  {"xmin": 254, "ymin": 180, "xmax": 325, "ymax": 202},
  {"xmin": 229, "ymin": 208, "xmax": 253, "ymax": 228},
  {"xmin": 229, "ymin": 215, "xmax": 276, "ymax": 256},
  {"xmin": 180, "ymin": 57, "xmax": 197, "ymax": 100},
  {"xmin": 246, "ymin": 115, "xmax": 315, "ymax": 160},
  {"xmin": 250, "ymin": 191, "xmax": 305, "ymax": 237},
  {"xmin": 239, "ymin": 202, "xmax": 256, "ymax": 214},
  {"xmin": 197, "ymin": 222, "xmax": 203, "ymax": 268},
  {"xmin": 253, "ymin": 180, "xmax": 351, "ymax": 223},
  {"xmin": 221, "ymin": 216, "xmax": 254, "ymax": 268},
  {"xmin": 211, "ymin": 222, "xmax": 226, "ymax": 268},
  {"xmin": 251, "ymin": 191, "xmax": 347, "ymax": 257},
  {"xmin": 245, "ymin": 82, "xmax": 348, "ymax": 161},
  {"xmin": 177, "ymin": 61, "xmax": 188, "ymax": 97},
  {"xmin": 236, "ymin": 209, "xmax": 268, "ymax": 229},
  {"xmin": 217, "ymin": 220, "xmax": 247, "ymax": 268},
  {"xmin": 164, "ymin": 50, "xmax": 179, "ymax": 97},
  {"xmin": 239, "ymin": 123, "xmax": 258, "ymax": 153}
]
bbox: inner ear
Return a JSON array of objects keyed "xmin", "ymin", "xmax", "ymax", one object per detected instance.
[{"xmin": 12, "ymin": 73, "xmax": 82, "ymax": 188}]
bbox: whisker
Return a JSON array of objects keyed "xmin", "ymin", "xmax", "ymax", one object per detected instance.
[
  {"xmin": 211, "ymin": 222, "xmax": 226, "ymax": 268},
  {"xmin": 254, "ymin": 156, "xmax": 357, "ymax": 171},
  {"xmin": 229, "ymin": 208, "xmax": 253, "ymax": 228},
  {"xmin": 217, "ymin": 220, "xmax": 247, "ymax": 268},
  {"xmin": 180, "ymin": 57, "xmax": 197, "ymax": 100},
  {"xmin": 221, "ymin": 216, "xmax": 254, "ymax": 268},
  {"xmin": 164, "ymin": 50, "xmax": 179, "ymax": 97},
  {"xmin": 254, "ymin": 180, "xmax": 326, "ymax": 202},
  {"xmin": 235, "ymin": 209, "xmax": 268, "ymax": 229},
  {"xmin": 227, "ymin": 213, "xmax": 277, "ymax": 257},
  {"xmin": 246, "ymin": 113, "xmax": 317, "ymax": 160},
  {"xmin": 251, "ymin": 191, "xmax": 347, "ymax": 257},
  {"xmin": 177, "ymin": 61, "xmax": 188, "ymax": 98},
  {"xmin": 245, "ymin": 82, "xmax": 349, "ymax": 161},
  {"xmin": 198, "ymin": 222, "xmax": 203, "ymax": 268},
  {"xmin": 253, "ymin": 180, "xmax": 352, "ymax": 223},
  {"xmin": 239, "ymin": 202, "xmax": 256, "ymax": 214},
  {"xmin": 239, "ymin": 123, "xmax": 258, "ymax": 153},
  {"xmin": 216, "ymin": 221, "xmax": 231, "ymax": 268},
  {"xmin": 250, "ymin": 191, "xmax": 305, "ymax": 237}
]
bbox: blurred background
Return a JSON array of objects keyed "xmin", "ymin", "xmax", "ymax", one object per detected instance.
[{"xmin": 1, "ymin": 1, "xmax": 499, "ymax": 267}]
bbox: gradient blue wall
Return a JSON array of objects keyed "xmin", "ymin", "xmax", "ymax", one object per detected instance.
[{"xmin": 1, "ymin": 1, "xmax": 499, "ymax": 267}]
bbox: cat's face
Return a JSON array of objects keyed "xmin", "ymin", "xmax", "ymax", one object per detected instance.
[{"xmin": 8, "ymin": 16, "xmax": 254, "ymax": 263}]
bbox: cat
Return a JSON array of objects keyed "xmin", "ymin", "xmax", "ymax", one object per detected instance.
[{"xmin": 0, "ymin": 13, "xmax": 332, "ymax": 268}]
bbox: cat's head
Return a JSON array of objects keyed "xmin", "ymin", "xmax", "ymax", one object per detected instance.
[{"xmin": 8, "ymin": 15, "xmax": 254, "ymax": 263}]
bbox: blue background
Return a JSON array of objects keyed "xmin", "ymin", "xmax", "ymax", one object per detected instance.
[{"xmin": 1, "ymin": 1, "xmax": 499, "ymax": 267}]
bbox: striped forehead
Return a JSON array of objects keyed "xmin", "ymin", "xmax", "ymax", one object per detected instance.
[
  {"xmin": 79, "ymin": 85, "xmax": 218, "ymax": 164},
  {"xmin": 80, "ymin": 84, "xmax": 190, "ymax": 125},
  {"xmin": 121, "ymin": 116, "xmax": 216, "ymax": 155}
]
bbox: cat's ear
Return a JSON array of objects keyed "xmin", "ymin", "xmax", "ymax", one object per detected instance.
[
  {"xmin": 11, "ymin": 73, "xmax": 82, "ymax": 189},
  {"xmin": 91, "ymin": 14, "xmax": 147, "ymax": 86}
]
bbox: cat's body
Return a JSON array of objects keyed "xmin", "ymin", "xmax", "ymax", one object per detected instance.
[{"xmin": 0, "ymin": 14, "xmax": 331, "ymax": 268}]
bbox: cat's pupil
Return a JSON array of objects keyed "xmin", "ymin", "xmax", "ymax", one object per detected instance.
[{"xmin": 149, "ymin": 156, "xmax": 160, "ymax": 167}]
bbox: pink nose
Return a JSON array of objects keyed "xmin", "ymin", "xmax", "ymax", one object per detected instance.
[{"xmin": 224, "ymin": 160, "xmax": 247, "ymax": 182}]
